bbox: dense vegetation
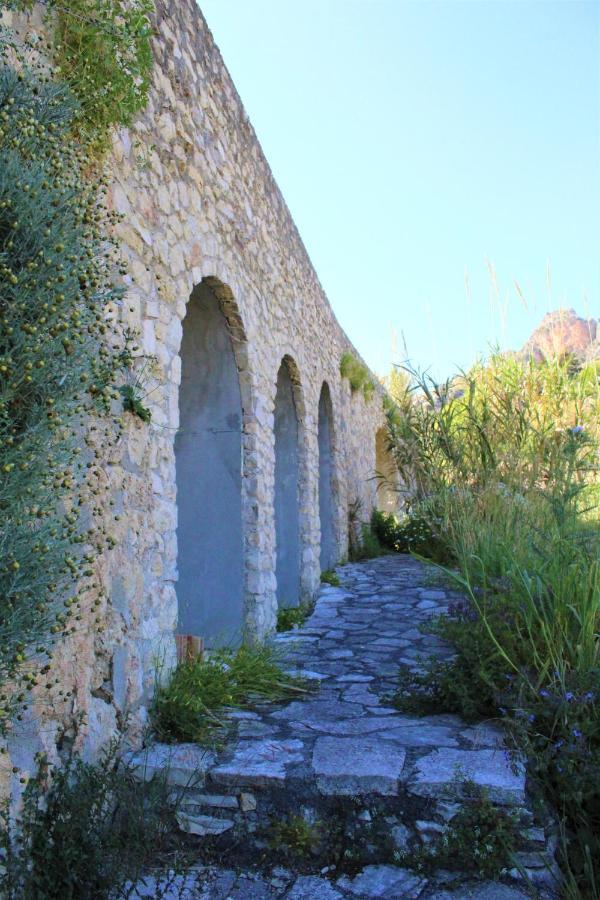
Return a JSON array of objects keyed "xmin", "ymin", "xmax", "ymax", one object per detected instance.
[
  {"xmin": 383, "ymin": 353, "xmax": 599, "ymax": 897},
  {"xmin": 7, "ymin": 0, "xmax": 154, "ymax": 149},
  {"xmin": 340, "ymin": 351, "xmax": 375, "ymax": 402},
  {"xmin": 0, "ymin": 746, "xmax": 187, "ymax": 899},
  {"xmin": 0, "ymin": 12, "xmax": 159, "ymax": 895},
  {"xmin": 0, "ymin": 43, "xmax": 134, "ymax": 731}
]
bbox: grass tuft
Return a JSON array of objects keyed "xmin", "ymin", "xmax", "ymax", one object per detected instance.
[
  {"xmin": 151, "ymin": 644, "xmax": 311, "ymax": 743},
  {"xmin": 320, "ymin": 569, "xmax": 341, "ymax": 586}
]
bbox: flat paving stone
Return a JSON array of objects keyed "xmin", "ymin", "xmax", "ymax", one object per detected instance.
[
  {"xmin": 410, "ymin": 748, "xmax": 526, "ymax": 805},
  {"xmin": 210, "ymin": 738, "xmax": 305, "ymax": 787},
  {"xmin": 336, "ymin": 673, "xmax": 374, "ymax": 682},
  {"xmin": 126, "ymin": 743, "xmax": 216, "ymax": 786},
  {"xmin": 379, "ymin": 724, "xmax": 460, "ymax": 747},
  {"xmin": 312, "ymin": 736, "xmax": 406, "ymax": 795},
  {"xmin": 337, "ymin": 865, "xmax": 427, "ymax": 898},
  {"xmin": 285, "ymin": 875, "xmax": 345, "ymax": 898}
]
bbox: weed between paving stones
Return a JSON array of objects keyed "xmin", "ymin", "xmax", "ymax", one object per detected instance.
[{"xmin": 151, "ymin": 644, "xmax": 312, "ymax": 744}]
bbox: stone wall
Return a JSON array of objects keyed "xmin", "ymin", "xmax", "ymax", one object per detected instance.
[{"xmin": 0, "ymin": 0, "xmax": 396, "ymax": 794}]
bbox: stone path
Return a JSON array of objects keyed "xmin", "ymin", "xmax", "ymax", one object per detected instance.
[{"xmin": 131, "ymin": 556, "xmax": 558, "ymax": 899}]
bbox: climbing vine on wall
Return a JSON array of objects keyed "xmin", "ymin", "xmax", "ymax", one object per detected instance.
[
  {"xmin": 0, "ymin": 43, "xmax": 134, "ymax": 732},
  {"xmin": 5, "ymin": 0, "xmax": 154, "ymax": 149}
]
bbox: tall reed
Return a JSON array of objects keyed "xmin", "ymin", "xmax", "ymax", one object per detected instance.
[{"xmin": 386, "ymin": 353, "xmax": 600, "ymax": 896}]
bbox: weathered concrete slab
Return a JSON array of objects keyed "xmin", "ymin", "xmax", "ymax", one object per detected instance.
[
  {"xmin": 337, "ymin": 865, "xmax": 427, "ymax": 898},
  {"xmin": 409, "ymin": 748, "xmax": 526, "ymax": 805},
  {"xmin": 210, "ymin": 738, "xmax": 305, "ymax": 787},
  {"xmin": 270, "ymin": 700, "xmax": 364, "ymax": 722},
  {"xmin": 176, "ymin": 811, "xmax": 234, "ymax": 835},
  {"xmin": 126, "ymin": 743, "xmax": 216, "ymax": 786},
  {"xmin": 312, "ymin": 736, "xmax": 406, "ymax": 795},
  {"xmin": 379, "ymin": 723, "xmax": 460, "ymax": 747},
  {"xmin": 286, "ymin": 875, "xmax": 344, "ymax": 899}
]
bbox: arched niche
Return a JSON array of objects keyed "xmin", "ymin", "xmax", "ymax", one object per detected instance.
[
  {"xmin": 375, "ymin": 425, "xmax": 399, "ymax": 513},
  {"xmin": 318, "ymin": 382, "xmax": 336, "ymax": 571},
  {"xmin": 274, "ymin": 356, "xmax": 301, "ymax": 609},
  {"xmin": 175, "ymin": 280, "xmax": 244, "ymax": 647}
]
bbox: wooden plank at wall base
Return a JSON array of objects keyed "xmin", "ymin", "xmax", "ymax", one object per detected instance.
[{"xmin": 175, "ymin": 634, "xmax": 205, "ymax": 663}]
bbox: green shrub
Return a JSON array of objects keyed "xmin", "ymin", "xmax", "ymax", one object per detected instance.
[
  {"xmin": 0, "ymin": 56, "xmax": 131, "ymax": 730},
  {"xmin": 340, "ymin": 351, "xmax": 375, "ymax": 402},
  {"xmin": 152, "ymin": 644, "xmax": 311, "ymax": 743},
  {"xmin": 277, "ymin": 604, "xmax": 310, "ymax": 631},
  {"xmin": 349, "ymin": 522, "xmax": 383, "ymax": 561},
  {"xmin": 320, "ymin": 569, "xmax": 340, "ymax": 586},
  {"xmin": 371, "ymin": 507, "xmax": 447, "ymax": 561},
  {"xmin": 398, "ymin": 781, "xmax": 520, "ymax": 879},
  {"xmin": 266, "ymin": 813, "xmax": 322, "ymax": 859},
  {"xmin": 392, "ymin": 608, "xmax": 509, "ymax": 722},
  {"xmin": 0, "ymin": 746, "xmax": 187, "ymax": 899},
  {"xmin": 120, "ymin": 383, "xmax": 152, "ymax": 423},
  {"xmin": 8, "ymin": 0, "xmax": 155, "ymax": 150}
]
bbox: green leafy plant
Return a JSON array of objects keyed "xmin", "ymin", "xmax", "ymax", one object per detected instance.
[
  {"xmin": 120, "ymin": 384, "xmax": 151, "ymax": 423},
  {"xmin": 266, "ymin": 813, "xmax": 322, "ymax": 860},
  {"xmin": 398, "ymin": 781, "xmax": 520, "ymax": 879},
  {"xmin": 151, "ymin": 644, "xmax": 311, "ymax": 743},
  {"xmin": 9, "ymin": 0, "xmax": 155, "ymax": 149},
  {"xmin": 392, "ymin": 610, "xmax": 506, "ymax": 722},
  {"xmin": 0, "ymin": 54, "xmax": 132, "ymax": 731},
  {"xmin": 277, "ymin": 604, "xmax": 310, "ymax": 632},
  {"xmin": 340, "ymin": 351, "xmax": 374, "ymax": 402},
  {"xmin": 0, "ymin": 745, "xmax": 188, "ymax": 899},
  {"xmin": 371, "ymin": 507, "xmax": 449, "ymax": 561},
  {"xmin": 347, "ymin": 498, "xmax": 383, "ymax": 561},
  {"xmin": 320, "ymin": 569, "xmax": 340, "ymax": 586}
]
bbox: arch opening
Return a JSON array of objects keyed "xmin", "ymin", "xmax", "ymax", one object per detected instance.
[
  {"xmin": 318, "ymin": 382, "xmax": 336, "ymax": 571},
  {"xmin": 175, "ymin": 281, "xmax": 244, "ymax": 647},
  {"xmin": 375, "ymin": 426, "xmax": 399, "ymax": 514},
  {"xmin": 274, "ymin": 358, "xmax": 301, "ymax": 609}
]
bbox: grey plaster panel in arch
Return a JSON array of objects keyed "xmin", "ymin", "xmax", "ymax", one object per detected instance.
[
  {"xmin": 274, "ymin": 361, "xmax": 301, "ymax": 609},
  {"xmin": 175, "ymin": 282, "xmax": 244, "ymax": 646},
  {"xmin": 318, "ymin": 383, "xmax": 336, "ymax": 571}
]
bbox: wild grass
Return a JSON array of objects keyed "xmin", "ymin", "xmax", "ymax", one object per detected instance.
[
  {"xmin": 397, "ymin": 781, "xmax": 521, "ymax": 879},
  {"xmin": 340, "ymin": 351, "xmax": 375, "ymax": 402},
  {"xmin": 151, "ymin": 643, "xmax": 311, "ymax": 743},
  {"xmin": 277, "ymin": 604, "xmax": 311, "ymax": 631},
  {"xmin": 320, "ymin": 569, "xmax": 341, "ymax": 587},
  {"xmin": 0, "ymin": 743, "xmax": 189, "ymax": 899},
  {"xmin": 386, "ymin": 353, "xmax": 600, "ymax": 897}
]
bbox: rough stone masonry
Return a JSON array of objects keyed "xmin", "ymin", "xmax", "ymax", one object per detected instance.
[{"xmin": 0, "ymin": 0, "xmax": 400, "ymax": 796}]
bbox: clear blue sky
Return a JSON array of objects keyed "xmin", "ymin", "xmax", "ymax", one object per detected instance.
[{"xmin": 199, "ymin": 0, "xmax": 599, "ymax": 379}]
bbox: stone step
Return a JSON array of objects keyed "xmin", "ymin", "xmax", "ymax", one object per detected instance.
[{"xmin": 130, "ymin": 736, "xmax": 557, "ymax": 894}]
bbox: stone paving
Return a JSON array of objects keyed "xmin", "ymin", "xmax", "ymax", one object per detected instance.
[{"xmin": 130, "ymin": 556, "xmax": 559, "ymax": 899}]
